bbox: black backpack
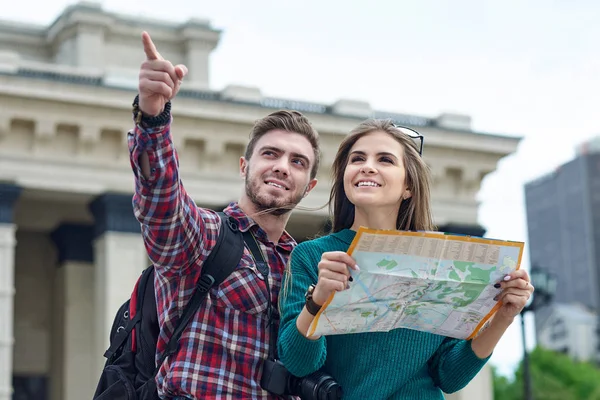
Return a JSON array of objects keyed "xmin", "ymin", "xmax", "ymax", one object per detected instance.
[{"xmin": 93, "ymin": 212, "xmax": 245, "ymax": 400}]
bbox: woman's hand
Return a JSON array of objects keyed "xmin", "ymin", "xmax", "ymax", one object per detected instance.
[
  {"xmin": 311, "ymin": 251, "xmax": 359, "ymax": 306},
  {"xmin": 471, "ymin": 269, "xmax": 535, "ymax": 358},
  {"xmin": 493, "ymin": 269, "xmax": 535, "ymax": 323}
]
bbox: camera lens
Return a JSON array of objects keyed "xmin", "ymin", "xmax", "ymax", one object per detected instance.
[
  {"xmin": 316, "ymin": 378, "xmax": 343, "ymax": 400},
  {"xmin": 299, "ymin": 371, "xmax": 343, "ymax": 400}
]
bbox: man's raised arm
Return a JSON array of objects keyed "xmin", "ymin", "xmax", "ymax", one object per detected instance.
[{"xmin": 128, "ymin": 32, "xmax": 206, "ymax": 275}]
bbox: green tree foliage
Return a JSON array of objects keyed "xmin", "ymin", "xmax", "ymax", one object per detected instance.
[{"xmin": 493, "ymin": 347, "xmax": 600, "ymax": 400}]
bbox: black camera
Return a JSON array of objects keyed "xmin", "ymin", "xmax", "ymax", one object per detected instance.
[{"xmin": 261, "ymin": 359, "xmax": 343, "ymax": 400}]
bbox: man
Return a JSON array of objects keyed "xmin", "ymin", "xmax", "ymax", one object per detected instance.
[{"xmin": 128, "ymin": 31, "xmax": 320, "ymax": 399}]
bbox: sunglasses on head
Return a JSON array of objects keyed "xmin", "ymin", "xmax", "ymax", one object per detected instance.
[{"xmin": 390, "ymin": 123, "xmax": 424, "ymax": 156}]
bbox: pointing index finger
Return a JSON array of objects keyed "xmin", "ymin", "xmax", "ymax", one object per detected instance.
[{"xmin": 142, "ymin": 31, "xmax": 162, "ymax": 61}]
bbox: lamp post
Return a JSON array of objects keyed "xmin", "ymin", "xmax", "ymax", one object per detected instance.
[{"xmin": 520, "ymin": 265, "xmax": 557, "ymax": 400}]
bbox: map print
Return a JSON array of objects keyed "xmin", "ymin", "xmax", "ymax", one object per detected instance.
[{"xmin": 307, "ymin": 228, "xmax": 524, "ymax": 340}]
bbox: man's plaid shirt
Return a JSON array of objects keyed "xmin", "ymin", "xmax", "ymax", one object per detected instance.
[{"xmin": 128, "ymin": 116, "xmax": 296, "ymax": 399}]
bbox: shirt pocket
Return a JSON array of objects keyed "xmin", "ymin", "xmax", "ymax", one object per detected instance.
[{"xmin": 212, "ymin": 249, "xmax": 270, "ymax": 316}]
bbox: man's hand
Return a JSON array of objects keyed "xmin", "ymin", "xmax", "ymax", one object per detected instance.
[{"xmin": 138, "ymin": 31, "xmax": 188, "ymax": 116}]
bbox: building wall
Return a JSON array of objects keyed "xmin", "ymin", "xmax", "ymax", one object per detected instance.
[
  {"xmin": 525, "ymin": 157, "xmax": 598, "ymax": 311},
  {"xmin": 537, "ymin": 304, "xmax": 598, "ymax": 362},
  {"xmin": 584, "ymin": 153, "xmax": 600, "ymax": 313},
  {"xmin": 526, "ymin": 147, "xmax": 600, "ymax": 360}
]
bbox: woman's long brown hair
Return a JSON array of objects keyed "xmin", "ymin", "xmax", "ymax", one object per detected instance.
[{"xmin": 328, "ymin": 119, "xmax": 436, "ymax": 233}]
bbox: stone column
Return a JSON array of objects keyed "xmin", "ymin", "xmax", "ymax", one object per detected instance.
[
  {"xmin": 89, "ymin": 193, "xmax": 149, "ymax": 376},
  {"xmin": 0, "ymin": 183, "xmax": 21, "ymax": 400},
  {"xmin": 50, "ymin": 224, "xmax": 95, "ymax": 400}
]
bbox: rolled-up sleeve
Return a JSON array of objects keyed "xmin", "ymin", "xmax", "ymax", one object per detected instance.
[{"xmin": 128, "ymin": 114, "xmax": 206, "ymax": 276}]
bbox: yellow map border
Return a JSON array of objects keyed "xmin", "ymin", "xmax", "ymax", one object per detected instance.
[{"xmin": 307, "ymin": 227, "xmax": 525, "ymax": 340}]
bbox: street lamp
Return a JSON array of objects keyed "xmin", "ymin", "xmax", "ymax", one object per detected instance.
[{"xmin": 520, "ymin": 265, "xmax": 557, "ymax": 400}]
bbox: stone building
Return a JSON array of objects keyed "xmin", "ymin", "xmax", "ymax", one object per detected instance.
[{"xmin": 0, "ymin": 2, "xmax": 520, "ymax": 399}]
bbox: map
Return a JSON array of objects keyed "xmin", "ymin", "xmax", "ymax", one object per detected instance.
[{"xmin": 307, "ymin": 228, "xmax": 524, "ymax": 340}]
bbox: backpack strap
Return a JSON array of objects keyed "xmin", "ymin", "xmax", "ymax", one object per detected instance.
[
  {"xmin": 103, "ymin": 266, "xmax": 155, "ymax": 360},
  {"xmin": 153, "ymin": 211, "xmax": 245, "ymax": 375}
]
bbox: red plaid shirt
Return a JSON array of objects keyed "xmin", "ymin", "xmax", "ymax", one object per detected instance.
[{"xmin": 128, "ymin": 116, "xmax": 295, "ymax": 399}]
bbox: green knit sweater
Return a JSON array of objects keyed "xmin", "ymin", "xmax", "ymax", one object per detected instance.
[{"xmin": 277, "ymin": 229, "xmax": 491, "ymax": 400}]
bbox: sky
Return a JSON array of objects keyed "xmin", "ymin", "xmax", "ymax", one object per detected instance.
[{"xmin": 4, "ymin": 0, "xmax": 600, "ymax": 377}]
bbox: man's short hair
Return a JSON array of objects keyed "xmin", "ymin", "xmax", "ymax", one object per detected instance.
[{"xmin": 245, "ymin": 110, "xmax": 321, "ymax": 179}]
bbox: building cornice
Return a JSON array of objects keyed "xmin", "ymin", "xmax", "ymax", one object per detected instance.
[{"xmin": 0, "ymin": 67, "xmax": 522, "ymax": 151}]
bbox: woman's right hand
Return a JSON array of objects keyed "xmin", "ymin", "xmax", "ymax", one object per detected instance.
[{"xmin": 311, "ymin": 251, "xmax": 360, "ymax": 306}]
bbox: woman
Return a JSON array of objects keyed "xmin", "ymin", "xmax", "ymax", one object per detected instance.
[{"xmin": 277, "ymin": 119, "xmax": 534, "ymax": 399}]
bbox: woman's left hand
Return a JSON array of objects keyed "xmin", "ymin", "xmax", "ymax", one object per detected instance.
[
  {"xmin": 470, "ymin": 270, "xmax": 535, "ymax": 358},
  {"xmin": 493, "ymin": 269, "xmax": 535, "ymax": 322}
]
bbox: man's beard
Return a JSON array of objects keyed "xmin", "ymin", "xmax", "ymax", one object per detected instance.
[{"xmin": 245, "ymin": 174, "xmax": 305, "ymax": 216}]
